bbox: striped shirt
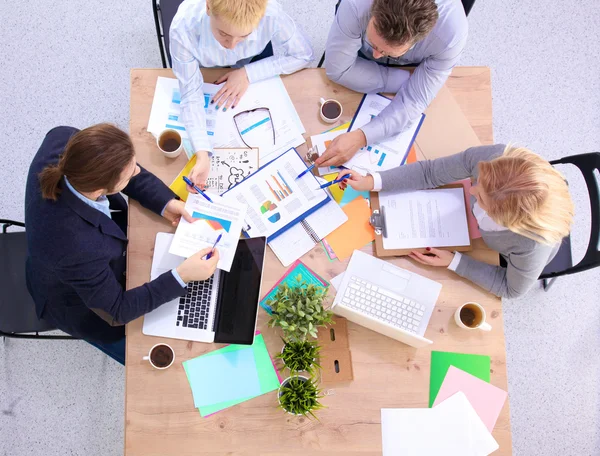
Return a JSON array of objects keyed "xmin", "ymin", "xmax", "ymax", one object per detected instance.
[{"xmin": 169, "ymin": 0, "xmax": 314, "ymax": 153}]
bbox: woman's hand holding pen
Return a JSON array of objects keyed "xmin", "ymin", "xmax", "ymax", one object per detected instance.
[{"xmin": 336, "ymin": 169, "xmax": 375, "ymax": 192}]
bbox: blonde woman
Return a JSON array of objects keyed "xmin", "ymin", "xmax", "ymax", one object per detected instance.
[{"xmin": 339, "ymin": 145, "xmax": 574, "ymax": 298}]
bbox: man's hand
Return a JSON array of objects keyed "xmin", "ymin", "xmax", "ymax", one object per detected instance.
[
  {"xmin": 315, "ymin": 129, "xmax": 367, "ymax": 168},
  {"xmin": 176, "ymin": 248, "xmax": 220, "ymax": 283},
  {"xmin": 408, "ymin": 248, "xmax": 455, "ymax": 268},
  {"xmin": 163, "ymin": 199, "xmax": 194, "ymax": 227},
  {"xmin": 337, "ymin": 169, "xmax": 374, "ymax": 192},
  {"xmin": 212, "ymin": 68, "xmax": 250, "ymax": 111},
  {"xmin": 187, "ymin": 151, "xmax": 210, "ymax": 192}
]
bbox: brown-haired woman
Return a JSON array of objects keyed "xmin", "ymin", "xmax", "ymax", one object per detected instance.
[{"xmin": 25, "ymin": 125, "xmax": 219, "ymax": 364}]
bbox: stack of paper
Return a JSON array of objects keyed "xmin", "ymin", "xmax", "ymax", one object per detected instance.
[
  {"xmin": 182, "ymin": 333, "xmax": 281, "ymax": 417},
  {"xmin": 381, "ymin": 392, "xmax": 499, "ymax": 455}
]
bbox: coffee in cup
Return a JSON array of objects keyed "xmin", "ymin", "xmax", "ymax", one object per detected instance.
[
  {"xmin": 157, "ymin": 129, "xmax": 183, "ymax": 158},
  {"xmin": 319, "ymin": 97, "xmax": 343, "ymax": 123},
  {"xmin": 143, "ymin": 343, "xmax": 175, "ymax": 369},
  {"xmin": 454, "ymin": 302, "xmax": 492, "ymax": 331}
]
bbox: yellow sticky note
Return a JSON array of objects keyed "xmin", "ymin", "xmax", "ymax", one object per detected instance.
[
  {"xmin": 169, "ymin": 155, "xmax": 197, "ymax": 202},
  {"xmin": 323, "ymin": 173, "xmax": 345, "ymax": 204},
  {"xmin": 324, "ymin": 198, "xmax": 375, "ymax": 261},
  {"xmin": 328, "ymin": 122, "xmax": 351, "ymax": 133}
]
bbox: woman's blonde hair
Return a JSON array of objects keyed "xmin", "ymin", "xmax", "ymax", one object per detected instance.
[
  {"xmin": 477, "ymin": 145, "xmax": 574, "ymax": 245},
  {"xmin": 209, "ymin": 0, "xmax": 268, "ymax": 31}
]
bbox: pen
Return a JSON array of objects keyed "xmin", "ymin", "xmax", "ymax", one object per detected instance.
[
  {"xmin": 316, "ymin": 174, "xmax": 352, "ymax": 190},
  {"xmin": 182, "ymin": 176, "xmax": 213, "ymax": 203},
  {"xmin": 296, "ymin": 164, "xmax": 316, "ymax": 180},
  {"xmin": 206, "ymin": 233, "xmax": 222, "ymax": 260}
]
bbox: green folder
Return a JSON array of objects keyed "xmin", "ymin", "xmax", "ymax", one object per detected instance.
[
  {"xmin": 429, "ymin": 351, "xmax": 491, "ymax": 407},
  {"xmin": 182, "ymin": 333, "xmax": 281, "ymax": 417}
]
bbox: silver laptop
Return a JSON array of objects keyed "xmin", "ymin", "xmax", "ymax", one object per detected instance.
[
  {"xmin": 143, "ymin": 232, "xmax": 266, "ymax": 345},
  {"xmin": 332, "ymin": 250, "xmax": 442, "ymax": 348}
]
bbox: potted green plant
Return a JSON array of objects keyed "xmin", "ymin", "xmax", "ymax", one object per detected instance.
[
  {"xmin": 277, "ymin": 339, "xmax": 321, "ymax": 375},
  {"xmin": 278, "ymin": 375, "xmax": 324, "ymax": 418},
  {"xmin": 267, "ymin": 276, "xmax": 334, "ymax": 341}
]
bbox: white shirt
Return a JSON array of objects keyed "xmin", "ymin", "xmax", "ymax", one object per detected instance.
[{"xmin": 169, "ymin": 0, "xmax": 313, "ymax": 153}]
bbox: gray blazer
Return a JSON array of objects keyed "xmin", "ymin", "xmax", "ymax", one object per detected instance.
[{"xmin": 378, "ymin": 144, "xmax": 560, "ymax": 298}]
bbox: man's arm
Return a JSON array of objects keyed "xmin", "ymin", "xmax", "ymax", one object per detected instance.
[
  {"xmin": 56, "ymin": 251, "xmax": 187, "ymax": 325},
  {"xmin": 122, "ymin": 165, "xmax": 177, "ymax": 216},
  {"xmin": 361, "ymin": 34, "xmax": 467, "ymax": 145},
  {"xmin": 170, "ymin": 28, "xmax": 212, "ymax": 154},
  {"xmin": 244, "ymin": 8, "xmax": 314, "ymax": 83},
  {"xmin": 324, "ymin": 0, "xmax": 410, "ymax": 94}
]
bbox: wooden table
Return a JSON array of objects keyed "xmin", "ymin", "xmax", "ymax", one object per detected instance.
[{"xmin": 126, "ymin": 67, "xmax": 511, "ymax": 455}]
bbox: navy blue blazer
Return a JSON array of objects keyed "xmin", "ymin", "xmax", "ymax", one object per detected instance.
[{"xmin": 25, "ymin": 126, "xmax": 187, "ymax": 343}]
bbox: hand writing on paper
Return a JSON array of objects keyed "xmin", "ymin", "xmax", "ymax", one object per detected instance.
[
  {"xmin": 187, "ymin": 151, "xmax": 211, "ymax": 192},
  {"xmin": 315, "ymin": 130, "xmax": 367, "ymax": 168},
  {"xmin": 163, "ymin": 200, "xmax": 194, "ymax": 226},
  {"xmin": 337, "ymin": 169, "xmax": 374, "ymax": 192},
  {"xmin": 177, "ymin": 248, "xmax": 220, "ymax": 283},
  {"xmin": 212, "ymin": 68, "xmax": 250, "ymax": 111},
  {"xmin": 408, "ymin": 248, "xmax": 455, "ymax": 268}
]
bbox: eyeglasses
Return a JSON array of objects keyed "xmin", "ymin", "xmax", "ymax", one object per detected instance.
[{"xmin": 233, "ymin": 107, "xmax": 275, "ymax": 149}]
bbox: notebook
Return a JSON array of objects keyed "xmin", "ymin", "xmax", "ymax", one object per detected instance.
[
  {"xmin": 222, "ymin": 147, "xmax": 330, "ymax": 241},
  {"xmin": 268, "ymin": 198, "xmax": 348, "ymax": 267}
]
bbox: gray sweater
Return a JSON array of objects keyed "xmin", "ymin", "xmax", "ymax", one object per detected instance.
[{"xmin": 379, "ymin": 144, "xmax": 560, "ymax": 298}]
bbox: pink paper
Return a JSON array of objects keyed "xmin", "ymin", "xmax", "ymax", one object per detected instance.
[
  {"xmin": 433, "ymin": 366, "xmax": 507, "ymax": 432},
  {"xmin": 454, "ymin": 179, "xmax": 482, "ymax": 239}
]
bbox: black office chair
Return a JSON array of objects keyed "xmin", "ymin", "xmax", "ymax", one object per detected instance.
[
  {"xmin": 317, "ymin": 0, "xmax": 477, "ymax": 68},
  {"xmin": 538, "ymin": 153, "xmax": 600, "ymax": 291},
  {"xmin": 152, "ymin": 0, "xmax": 185, "ymax": 68},
  {"xmin": 0, "ymin": 219, "xmax": 75, "ymax": 340}
]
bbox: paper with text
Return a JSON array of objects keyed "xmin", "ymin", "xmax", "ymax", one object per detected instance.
[
  {"xmin": 169, "ymin": 193, "xmax": 247, "ymax": 271},
  {"xmin": 379, "ymin": 188, "xmax": 470, "ymax": 250},
  {"xmin": 222, "ymin": 148, "xmax": 329, "ymax": 240}
]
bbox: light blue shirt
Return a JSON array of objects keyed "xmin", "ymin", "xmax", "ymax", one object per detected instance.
[
  {"xmin": 324, "ymin": 0, "xmax": 468, "ymax": 144},
  {"xmin": 63, "ymin": 177, "xmax": 187, "ymax": 288},
  {"xmin": 169, "ymin": 0, "xmax": 314, "ymax": 153}
]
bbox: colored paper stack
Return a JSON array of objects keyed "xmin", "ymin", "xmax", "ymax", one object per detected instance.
[{"xmin": 182, "ymin": 333, "xmax": 281, "ymax": 417}]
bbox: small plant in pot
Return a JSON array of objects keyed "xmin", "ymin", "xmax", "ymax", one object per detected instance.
[
  {"xmin": 278, "ymin": 375, "xmax": 324, "ymax": 418},
  {"xmin": 267, "ymin": 275, "xmax": 334, "ymax": 341},
  {"xmin": 277, "ymin": 339, "xmax": 321, "ymax": 375}
]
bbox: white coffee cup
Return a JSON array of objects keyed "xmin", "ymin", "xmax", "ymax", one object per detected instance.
[
  {"xmin": 454, "ymin": 302, "xmax": 492, "ymax": 331},
  {"xmin": 157, "ymin": 129, "xmax": 183, "ymax": 158},
  {"xmin": 319, "ymin": 97, "xmax": 343, "ymax": 123},
  {"xmin": 143, "ymin": 343, "xmax": 175, "ymax": 369}
]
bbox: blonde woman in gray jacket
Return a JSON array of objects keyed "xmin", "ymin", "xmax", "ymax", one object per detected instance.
[{"xmin": 338, "ymin": 144, "xmax": 574, "ymax": 298}]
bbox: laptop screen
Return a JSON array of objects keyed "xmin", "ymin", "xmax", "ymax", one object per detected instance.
[{"xmin": 213, "ymin": 237, "xmax": 266, "ymax": 345}]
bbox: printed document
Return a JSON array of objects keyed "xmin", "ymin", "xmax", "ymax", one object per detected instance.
[
  {"xmin": 169, "ymin": 193, "xmax": 247, "ymax": 272},
  {"xmin": 347, "ymin": 93, "xmax": 424, "ymax": 175},
  {"xmin": 379, "ymin": 188, "xmax": 470, "ymax": 250},
  {"xmin": 222, "ymin": 148, "xmax": 329, "ymax": 240}
]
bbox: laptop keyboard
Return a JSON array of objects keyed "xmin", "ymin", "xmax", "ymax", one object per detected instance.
[
  {"xmin": 342, "ymin": 276, "xmax": 427, "ymax": 333},
  {"xmin": 176, "ymin": 276, "xmax": 214, "ymax": 330}
]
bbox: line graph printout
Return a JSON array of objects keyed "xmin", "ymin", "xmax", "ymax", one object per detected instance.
[{"xmin": 169, "ymin": 193, "xmax": 247, "ymax": 271}]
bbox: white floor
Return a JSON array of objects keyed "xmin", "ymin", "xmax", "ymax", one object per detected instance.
[{"xmin": 1, "ymin": 0, "xmax": 599, "ymax": 455}]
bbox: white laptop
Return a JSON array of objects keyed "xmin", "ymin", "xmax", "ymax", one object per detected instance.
[
  {"xmin": 332, "ymin": 250, "xmax": 442, "ymax": 348},
  {"xmin": 143, "ymin": 232, "xmax": 266, "ymax": 345}
]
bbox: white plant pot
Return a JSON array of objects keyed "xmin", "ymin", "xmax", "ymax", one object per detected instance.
[
  {"xmin": 280, "ymin": 343, "xmax": 317, "ymax": 373},
  {"xmin": 278, "ymin": 375, "xmax": 310, "ymax": 416}
]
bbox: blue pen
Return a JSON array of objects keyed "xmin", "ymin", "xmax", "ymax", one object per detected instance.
[
  {"xmin": 206, "ymin": 233, "xmax": 222, "ymax": 260},
  {"xmin": 295, "ymin": 164, "xmax": 316, "ymax": 180},
  {"xmin": 182, "ymin": 176, "xmax": 212, "ymax": 203},
  {"xmin": 317, "ymin": 173, "xmax": 352, "ymax": 190}
]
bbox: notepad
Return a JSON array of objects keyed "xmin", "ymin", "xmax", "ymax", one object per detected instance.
[
  {"xmin": 268, "ymin": 198, "xmax": 348, "ymax": 267},
  {"xmin": 259, "ymin": 260, "xmax": 328, "ymax": 314},
  {"xmin": 429, "ymin": 351, "xmax": 491, "ymax": 407},
  {"xmin": 433, "ymin": 366, "xmax": 507, "ymax": 432},
  {"xmin": 324, "ymin": 197, "xmax": 375, "ymax": 261}
]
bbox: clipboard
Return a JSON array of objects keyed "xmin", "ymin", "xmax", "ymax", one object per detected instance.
[
  {"xmin": 222, "ymin": 147, "xmax": 331, "ymax": 241},
  {"xmin": 369, "ymin": 184, "xmax": 474, "ymax": 257}
]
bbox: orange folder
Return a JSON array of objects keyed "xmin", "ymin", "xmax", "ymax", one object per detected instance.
[{"xmin": 324, "ymin": 198, "xmax": 375, "ymax": 261}]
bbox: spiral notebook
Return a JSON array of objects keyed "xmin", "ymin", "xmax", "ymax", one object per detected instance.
[{"xmin": 268, "ymin": 198, "xmax": 348, "ymax": 267}]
